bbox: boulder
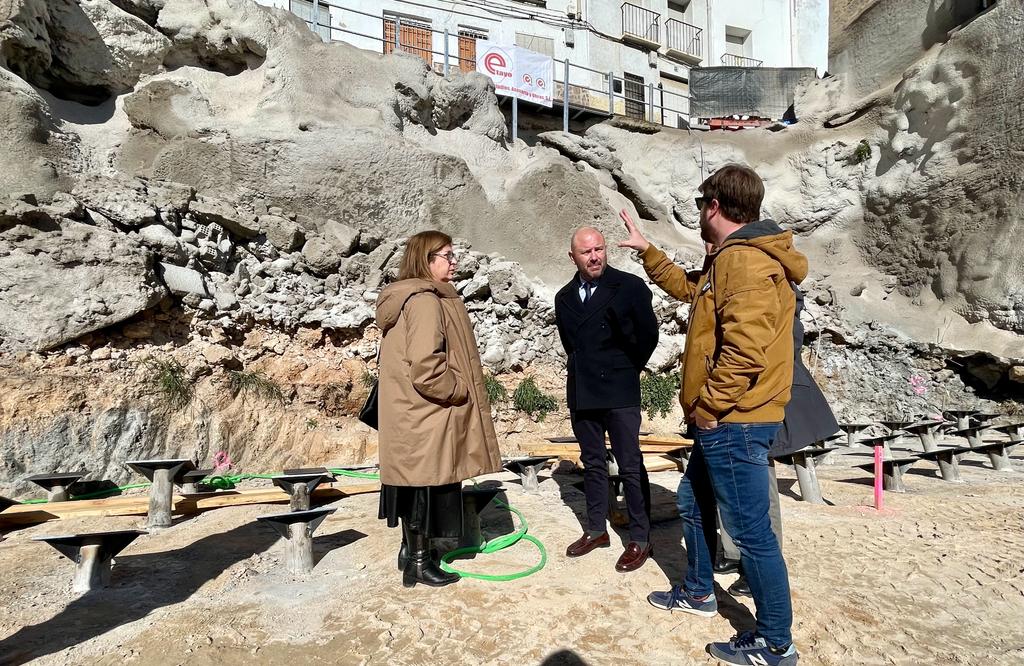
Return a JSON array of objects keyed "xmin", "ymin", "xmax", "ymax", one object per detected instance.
[
  {"xmin": 321, "ymin": 219, "xmax": 360, "ymax": 257},
  {"xmin": 189, "ymin": 196, "xmax": 259, "ymax": 238},
  {"xmin": 0, "ymin": 222, "xmax": 166, "ymax": 351},
  {"xmin": 487, "ymin": 261, "xmax": 531, "ymax": 305},
  {"xmin": 301, "ymin": 236, "xmax": 342, "ymax": 276},
  {"xmin": 260, "ymin": 214, "xmax": 304, "ymax": 252},
  {"xmin": 72, "ymin": 175, "xmax": 158, "ymax": 227}
]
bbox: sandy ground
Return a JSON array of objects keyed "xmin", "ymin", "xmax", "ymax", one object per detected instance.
[{"xmin": 1, "ymin": 447, "xmax": 1023, "ymax": 666}]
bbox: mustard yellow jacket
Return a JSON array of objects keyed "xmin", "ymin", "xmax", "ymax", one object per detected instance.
[{"xmin": 640, "ymin": 220, "xmax": 808, "ymax": 424}]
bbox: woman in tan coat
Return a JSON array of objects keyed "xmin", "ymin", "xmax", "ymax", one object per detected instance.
[{"xmin": 375, "ymin": 230, "xmax": 502, "ymax": 588}]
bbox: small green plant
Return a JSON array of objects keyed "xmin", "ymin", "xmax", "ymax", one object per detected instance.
[
  {"xmin": 228, "ymin": 370, "xmax": 285, "ymax": 403},
  {"xmin": 512, "ymin": 377, "xmax": 558, "ymax": 422},
  {"xmin": 305, "ymin": 417, "xmax": 319, "ymax": 431},
  {"xmin": 640, "ymin": 371, "xmax": 680, "ymax": 419},
  {"xmin": 360, "ymin": 370, "xmax": 377, "ymax": 388},
  {"xmin": 484, "ymin": 373, "xmax": 508, "ymax": 405},
  {"xmin": 141, "ymin": 356, "xmax": 194, "ymax": 410},
  {"xmin": 852, "ymin": 139, "xmax": 871, "ymax": 164}
]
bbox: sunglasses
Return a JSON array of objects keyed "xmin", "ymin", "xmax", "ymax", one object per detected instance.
[{"xmin": 695, "ymin": 196, "xmax": 713, "ymax": 211}]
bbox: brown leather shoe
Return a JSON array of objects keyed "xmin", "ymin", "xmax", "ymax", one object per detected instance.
[
  {"xmin": 565, "ymin": 532, "xmax": 610, "ymax": 557},
  {"xmin": 615, "ymin": 542, "xmax": 653, "ymax": 572}
]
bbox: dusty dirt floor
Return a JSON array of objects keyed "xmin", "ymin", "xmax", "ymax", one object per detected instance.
[{"xmin": 1, "ymin": 446, "xmax": 1023, "ymax": 666}]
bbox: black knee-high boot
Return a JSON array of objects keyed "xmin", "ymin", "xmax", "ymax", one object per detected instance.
[
  {"xmin": 398, "ymin": 521, "xmax": 439, "ymax": 571},
  {"xmin": 402, "ymin": 523, "xmax": 459, "ymax": 588},
  {"xmin": 398, "ymin": 520, "xmax": 411, "ymax": 571}
]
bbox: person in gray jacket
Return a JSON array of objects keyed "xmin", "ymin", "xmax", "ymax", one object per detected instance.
[{"xmin": 716, "ymin": 282, "xmax": 839, "ymax": 597}]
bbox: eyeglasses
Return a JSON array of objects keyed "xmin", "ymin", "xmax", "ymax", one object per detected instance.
[
  {"xmin": 695, "ymin": 196, "xmax": 713, "ymax": 211},
  {"xmin": 430, "ymin": 252, "xmax": 457, "ymax": 264}
]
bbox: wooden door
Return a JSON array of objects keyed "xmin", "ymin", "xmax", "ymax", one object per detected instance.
[
  {"xmin": 383, "ymin": 18, "xmax": 432, "ymax": 66},
  {"xmin": 458, "ymin": 32, "xmax": 479, "ymax": 73}
]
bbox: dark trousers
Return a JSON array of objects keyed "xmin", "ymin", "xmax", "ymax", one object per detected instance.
[{"xmin": 570, "ymin": 407, "xmax": 651, "ymax": 542}]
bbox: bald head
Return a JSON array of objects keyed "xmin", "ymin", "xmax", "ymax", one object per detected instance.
[
  {"xmin": 571, "ymin": 226, "xmax": 605, "ymax": 252},
  {"xmin": 569, "ymin": 227, "xmax": 608, "ymax": 281}
]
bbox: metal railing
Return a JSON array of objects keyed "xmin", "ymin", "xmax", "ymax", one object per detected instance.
[
  {"xmin": 720, "ymin": 53, "xmax": 763, "ymax": 67},
  {"xmin": 665, "ymin": 18, "xmax": 702, "ymax": 60},
  {"xmin": 289, "ymin": 1, "xmax": 691, "ymax": 130},
  {"xmin": 621, "ymin": 2, "xmax": 660, "ymax": 45}
]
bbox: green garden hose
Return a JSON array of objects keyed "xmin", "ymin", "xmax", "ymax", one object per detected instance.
[{"xmin": 17, "ymin": 467, "xmax": 547, "ymax": 580}]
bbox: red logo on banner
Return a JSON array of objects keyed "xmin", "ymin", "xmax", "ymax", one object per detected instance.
[
  {"xmin": 522, "ymin": 74, "xmax": 533, "ymax": 84},
  {"xmin": 484, "ymin": 51, "xmax": 510, "ymax": 78},
  {"xmin": 537, "ymin": 78, "xmax": 546, "ymax": 88}
]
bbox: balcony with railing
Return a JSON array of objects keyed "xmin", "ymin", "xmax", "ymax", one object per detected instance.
[
  {"xmin": 621, "ymin": 2, "xmax": 660, "ymax": 50},
  {"xmin": 720, "ymin": 53, "xmax": 763, "ymax": 67},
  {"xmin": 665, "ymin": 18, "xmax": 702, "ymax": 64}
]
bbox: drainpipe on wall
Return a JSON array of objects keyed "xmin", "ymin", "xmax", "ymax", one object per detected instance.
[
  {"xmin": 706, "ymin": 0, "xmax": 712, "ymax": 64},
  {"xmin": 789, "ymin": 0, "xmax": 796, "ymax": 67}
]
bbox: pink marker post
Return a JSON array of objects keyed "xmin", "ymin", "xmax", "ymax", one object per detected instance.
[{"xmin": 873, "ymin": 444, "xmax": 884, "ymax": 511}]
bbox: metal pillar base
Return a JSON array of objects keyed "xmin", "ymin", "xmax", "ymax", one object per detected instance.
[
  {"xmin": 858, "ymin": 434, "xmax": 904, "ymax": 459},
  {"xmin": 773, "ymin": 447, "xmax": 835, "ymax": 504},
  {"xmin": 25, "ymin": 472, "xmax": 87, "ymax": 503},
  {"xmin": 949, "ymin": 425, "xmax": 991, "ymax": 450},
  {"xmin": 272, "ymin": 469, "xmax": 334, "ymax": 512},
  {"xmin": 856, "ymin": 458, "xmax": 917, "ymax": 492},
  {"xmin": 256, "ymin": 508, "xmax": 336, "ymax": 574},
  {"xmin": 180, "ymin": 468, "xmax": 214, "ymax": 494},
  {"xmin": 914, "ymin": 447, "xmax": 967, "ymax": 482},
  {"xmin": 34, "ymin": 530, "xmax": 146, "ymax": 593},
  {"xmin": 126, "ymin": 459, "xmax": 195, "ymax": 528},
  {"xmin": 503, "ymin": 457, "xmax": 554, "ymax": 493},
  {"xmin": 459, "ymin": 486, "xmax": 502, "ymax": 549},
  {"xmin": 792, "ymin": 451, "xmax": 823, "ymax": 504},
  {"xmin": 838, "ymin": 424, "xmax": 871, "ymax": 448},
  {"xmin": 994, "ymin": 423, "xmax": 1024, "ymax": 444},
  {"xmin": 903, "ymin": 420, "xmax": 945, "ymax": 453},
  {"xmin": 944, "ymin": 409, "xmax": 979, "ymax": 431},
  {"xmin": 974, "ymin": 442, "xmax": 1018, "ymax": 472}
]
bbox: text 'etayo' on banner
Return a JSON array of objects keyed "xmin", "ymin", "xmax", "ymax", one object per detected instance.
[{"xmin": 475, "ymin": 41, "xmax": 554, "ymax": 108}]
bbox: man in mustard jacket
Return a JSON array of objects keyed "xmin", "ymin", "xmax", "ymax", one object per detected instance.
[{"xmin": 619, "ymin": 164, "xmax": 807, "ymax": 666}]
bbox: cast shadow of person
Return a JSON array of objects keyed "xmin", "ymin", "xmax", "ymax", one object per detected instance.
[
  {"xmin": 540, "ymin": 648, "xmax": 590, "ymax": 665},
  {"xmin": 552, "ymin": 470, "xmax": 756, "ymax": 635},
  {"xmin": 437, "ymin": 480, "xmax": 516, "ymax": 561},
  {"xmin": 0, "ymin": 507, "xmax": 363, "ymax": 665}
]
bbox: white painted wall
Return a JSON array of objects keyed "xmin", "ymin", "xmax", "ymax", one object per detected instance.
[
  {"xmin": 795, "ymin": 0, "xmax": 829, "ymax": 75},
  {"xmin": 254, "ymin": 0, "xmax": 828, "ymax": 118}
]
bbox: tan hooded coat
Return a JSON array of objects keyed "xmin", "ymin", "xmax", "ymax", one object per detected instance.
[{"xmin": 375, "ymin": 279, "xmax": 502, "ymax": 486}]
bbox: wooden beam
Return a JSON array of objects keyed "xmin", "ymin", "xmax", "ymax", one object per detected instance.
[
  {"xmin": 0, "ymin": 482, "xmax": 380, "ymax": 528},
  {"xmin": 526, "ymin": 443, "xmax": 691, "ymax": 457},
  {"xmin": 520, "ymin": 449, "xmax": 681, "ymax": 473}
]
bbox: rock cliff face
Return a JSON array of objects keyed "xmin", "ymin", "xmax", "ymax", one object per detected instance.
[{"xmin": 0, "ymin": 0, "xmax": 1021, "ymax": 495}]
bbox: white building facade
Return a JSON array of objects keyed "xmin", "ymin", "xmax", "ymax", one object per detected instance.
[{"xmin": 256, "ymin": 0, "xmax": 828, "ymax": 127}]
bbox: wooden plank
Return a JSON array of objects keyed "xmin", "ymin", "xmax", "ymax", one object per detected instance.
[
  {"xmin": 526, "ymin": 443, "xmax": 690, "ymax": 456},
  {"xmin": 518, "ymin": 450, "xmax": 680, "ymax": 473},
  {"xmin": 639, "ymin": 435, "xmax": 693, "ymax": 447},
  {"xmin": 644, "ymin": 459, "xmax": 680, "ymax": 473},
  {"xmin": 0, "ymin": 482, "xmax": 380, "ymax": 527}
]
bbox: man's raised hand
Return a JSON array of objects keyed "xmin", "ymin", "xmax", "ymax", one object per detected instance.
[{"xmin": 617, "ymin": 209, "xmax": 650, "ymax": 253}]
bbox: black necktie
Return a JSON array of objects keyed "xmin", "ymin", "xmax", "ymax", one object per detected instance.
[{"xmin": 582, "ymin": 281, "xmax": 593, "ymax": 306}]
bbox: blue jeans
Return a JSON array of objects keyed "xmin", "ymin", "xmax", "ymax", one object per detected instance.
[{"xmin": 677, "ymin": 422, "xmax": 793, "ymax": 648}]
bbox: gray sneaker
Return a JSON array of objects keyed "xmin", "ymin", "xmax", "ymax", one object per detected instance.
[
  {"xmin": 646, "ymin": 585, "xmax": 718, "ymax": 617},
  {"xmin": 707, "ymin": 631, "xmax": 798, "ymax": 665}
]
